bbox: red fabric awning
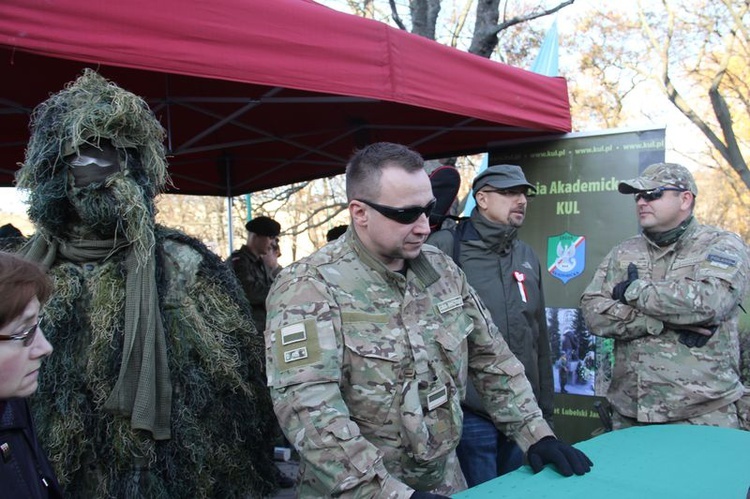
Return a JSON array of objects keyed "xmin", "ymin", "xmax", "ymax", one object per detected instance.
[{"xmin": 0, "ymin": 0, "xmax": 570, "ymax": 196}]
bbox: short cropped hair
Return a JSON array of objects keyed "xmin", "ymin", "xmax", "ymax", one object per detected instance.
[{"xmin": 345, "ymin": 142, "xmax": 424, "ymax": 201}]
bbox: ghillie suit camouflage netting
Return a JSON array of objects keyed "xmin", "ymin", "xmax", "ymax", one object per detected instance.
[{"xmin": 14, "ymin": 69, "xmax": 278, "ymax": 498}]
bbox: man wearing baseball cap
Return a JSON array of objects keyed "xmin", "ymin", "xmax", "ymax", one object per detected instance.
[
  {"xmin": 230, "ymin": 216, "xmax": 282, "ymax": 332},
  {"xmin": 581, "ymin": 162, "xmax": 750, "ymax": 430},
  {"xmin": 427, "ymin": 164, "xmax": 554, "ymax": 486}
]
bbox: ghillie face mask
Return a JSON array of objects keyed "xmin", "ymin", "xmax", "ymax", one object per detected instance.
[{"xmin": 15, "ymin": 69, "xmax": 170, "ymax": 244}]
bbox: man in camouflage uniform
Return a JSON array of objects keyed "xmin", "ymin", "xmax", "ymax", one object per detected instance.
[
  {"xmin": 230, "ymin": 216, "xmax": 281, "ymax": 331},
  {"xmin": 265, "ymin": 142, "xmax": 592, "ymax": 498},
  {"xmin": 581, "ymin": 162, "xmax": 750, "ymax": 430}
]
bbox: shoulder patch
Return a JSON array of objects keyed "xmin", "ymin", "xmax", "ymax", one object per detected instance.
[
  {"xmin": 706, "ymin": 253, "xmax": 738, "ymax": 269},
  {"xmin": 273, "ymin": 319, "xmax": 321, "ymax": 369},
  {"xmin": 280, "ymin": 322, "xmax": 307, "ymax": 345}
]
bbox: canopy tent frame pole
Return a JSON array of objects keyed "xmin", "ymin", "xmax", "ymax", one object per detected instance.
[{"xmin": 223, "ymin": 152, "xmax": 234, "ymax": 256}]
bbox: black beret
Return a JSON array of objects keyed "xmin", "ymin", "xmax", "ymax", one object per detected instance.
[
  {"xmin": 326, "ymin": 225, "xmax": 348, "ymax": 242},
  {"xmin": 245, "ymin": 216, "xmax": 281, "ymax": 237}
]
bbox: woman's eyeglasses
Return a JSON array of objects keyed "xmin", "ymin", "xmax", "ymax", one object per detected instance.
[
  {"xmin": 357, "ymin": 198, "xmax": 437, "ymax": 225},
  {"xmin": 634, "ymin": 187, "xmax": 687, "ymax": 202},
  {"xmin": 0, "ymin": 319, "xmax": 41, "ymax": 347}
]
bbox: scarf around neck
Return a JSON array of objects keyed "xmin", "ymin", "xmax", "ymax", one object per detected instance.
[
  {"xmin": 644, "ymin": 215, "xmax": 694, "ymax": 247},
  {"xmin": 20, "ymin": 232, "xmax": 173, "ymax": 440}
]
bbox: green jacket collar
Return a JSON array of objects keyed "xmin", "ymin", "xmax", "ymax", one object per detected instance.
[{"xmin": 348, "ymin": 228, "xmax": 441, "ymax": 288}]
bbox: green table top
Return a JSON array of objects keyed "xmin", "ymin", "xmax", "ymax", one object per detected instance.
[{"xmin": 453, "ymin": 425, "xmax": 750, "ymax": 499}]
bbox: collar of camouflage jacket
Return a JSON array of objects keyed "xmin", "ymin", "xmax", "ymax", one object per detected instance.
[{"xmin": 348, "ymin": 227, "xmax": 441, "ymax": 288}]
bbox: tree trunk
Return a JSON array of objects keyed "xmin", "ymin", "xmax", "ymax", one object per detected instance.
[
  {"xmin": 469, "ymin": 0, "xmax": 501, "ymax": 57},
  {"xmin": 409, "ymin": 0, "xmax": 442, "ymax": 39}
]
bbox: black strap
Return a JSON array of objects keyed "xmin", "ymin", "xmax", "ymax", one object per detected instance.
[
  {"xmin": 451, "ymin": 220, "xmax": 481, "ymax": 269},
  {"xmin": 452, "ymin": 224, "xmax": 462, "ymax": 268}
]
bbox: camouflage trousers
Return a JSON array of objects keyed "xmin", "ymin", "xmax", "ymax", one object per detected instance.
[{"xmin": 612, "ymin": 402, "xmax": 741, "ymax": 430}]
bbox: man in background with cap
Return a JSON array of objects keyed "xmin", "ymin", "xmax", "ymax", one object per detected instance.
[
  {"xmin": 230, "ymin": 216, "xmax": 282, "ymax": 332},
  {"xmin": 581, "ymin": 162, "xmax": 750, "ymax": 430},
  {"xmin": 427, "ymin": 164, "xmax": 553, "ymax": 486}
]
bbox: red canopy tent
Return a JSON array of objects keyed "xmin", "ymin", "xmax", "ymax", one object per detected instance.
[{"xmin": 0, "ymin": 0, "xmax": 571, "ymax": 196}]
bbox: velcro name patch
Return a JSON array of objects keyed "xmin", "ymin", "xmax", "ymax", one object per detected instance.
[
  {"xmin": 437, "ymin": 296, "xmax": 463, "ymax": 314},
  {"xmin": 706, "ymin": 253, "xmax": 738, "ymax": 269},
  {"xmin": 427, "ymin": 385, "xmax": 448, "ymax": 411},
  {"xmin": 283, "ymin": 346, "xmax": 309, "ymax": 363}
]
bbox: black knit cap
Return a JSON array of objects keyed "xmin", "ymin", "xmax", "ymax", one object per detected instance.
[{"xmin": 245, "ymin": 216, "xmax": 280, "ymax": 237}]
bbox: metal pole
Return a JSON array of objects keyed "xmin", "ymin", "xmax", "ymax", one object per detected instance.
[
  {"xmin": 223, "ymin": 152, "xmax": 234, "ymax": 256},
  {"xmin": 226, "ymin": 196, "xmax": 234, "ymax": 255}
]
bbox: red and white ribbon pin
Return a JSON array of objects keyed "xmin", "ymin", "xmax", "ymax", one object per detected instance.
[{"xmin": 513, "ymin": 271, "xmax": 528, "ymax": 303}]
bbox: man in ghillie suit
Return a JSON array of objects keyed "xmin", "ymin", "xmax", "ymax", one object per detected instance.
[{"xmin": 12, "ymin": 69, "xmax": 278, "ymax": 498}]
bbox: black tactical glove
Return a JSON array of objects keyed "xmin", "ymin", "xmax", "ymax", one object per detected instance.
[
  {"xmin": 612, "ymin": 263, "xmax": 639, "ymax": 304},
  {"xmin": 677, "ymin": 325, "xmax": 717, "ymax": 348},
  {"xmin": 527, "ymin": 436, "xmax": 593, "ymax": 476},
  {"xmin": 411, "ymin": 492, "xmax": 451, "ymax": 499}
]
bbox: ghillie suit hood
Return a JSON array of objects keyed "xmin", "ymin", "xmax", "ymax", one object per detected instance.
[
  {"xmin": 16, "ymin": 68, "xmax": 168, "ymax": 241},
  {"xmin": 15, "ymin": 71, "xmax": 278, "ymax": 496}
]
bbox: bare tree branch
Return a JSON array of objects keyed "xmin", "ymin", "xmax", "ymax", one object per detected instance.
[
  {"xmin": 469, "ymin": 0, "xmax": 574, "ymax": 58},
  {"xmin": 450, "ymin": 0, "xmax": 475, "ymax": 48},
  {"xmin": 708, "ymin": 11, "xmax": 750, "ymax": 186},
  {"xmin": 493, "ymin": 0, "xmax": 573, "ymax": 35},
  {"xmin": 389, "ymin": 0, "xmax": 407, "ymax": 30},
  {"xmin": 642, "ymin": 0, "xmax": 750, "ymax": 190}
]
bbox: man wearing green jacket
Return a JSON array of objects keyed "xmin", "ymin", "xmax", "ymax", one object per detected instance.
[{"xmin": 427, "ymin": 164, "xmax": 554, "ymax": 486}]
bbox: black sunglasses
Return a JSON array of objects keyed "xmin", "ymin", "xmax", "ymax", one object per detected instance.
[
  {"xmin": 0, "ymin": 318, "xmax": 41, "ymax": 347},
  {"xmin": 634, "ymin": 187, "xmax": 687, "ymax": 202},
  {"xmin": 357, "ymin": 198, "xmax": 437, "ymax": 224}
]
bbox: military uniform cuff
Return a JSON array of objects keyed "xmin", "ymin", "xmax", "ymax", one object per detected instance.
[
  {"xmin": 624, "ymin": 279, "xmax": 646, "ymax": 303},
  {"xmin": 379, "ymin": 473, "xmax": 417, "ymax": 498},
  {"xmin": 645, "ymin": 316, "xmax": 664, "ymax": 336},
  {"xmin": 514, "ymin": 418, "xmax": 555, "ymax": 453}
]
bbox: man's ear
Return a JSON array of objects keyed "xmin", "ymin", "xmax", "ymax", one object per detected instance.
[
  {"xmin": 349, "ymin": 200, "xmax": 368, "ymax": 227},
  {"xmin": 680, "ymin": 191, "xmax": 694, "ymax": 211},
  {"xmin": 475, "ymin": 191, "xmax": 488, "ymax": 211}
]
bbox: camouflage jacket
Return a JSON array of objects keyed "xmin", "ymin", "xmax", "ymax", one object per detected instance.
[
  {"xmin": 229, "ymin": 245, "xmax": 274, "ymax": 331},
  {"xmin": 265, "ymin": 229, "xmax": 552, "ymax": 498},
  {"xmin": 580, "ymin": 218, "xmax": 750, "ymax": 423}
]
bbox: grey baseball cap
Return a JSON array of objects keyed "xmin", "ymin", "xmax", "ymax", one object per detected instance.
[
  {"xmin": 472, "ymin": 164, "xmax": 536, "ymax": 195},
  {"xmin": 618, "ymin": 162, "xmax": 698, "ymax": 196}
]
